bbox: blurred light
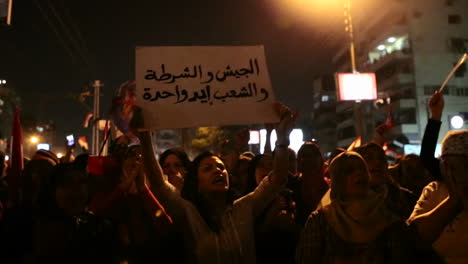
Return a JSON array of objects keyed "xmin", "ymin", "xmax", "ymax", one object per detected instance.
[
  {"xmin": 321, "ymin": 95, "xmax": 329, "ymax": 102},
  {"xmin": 57, "ymin": 153, "xmax": 64, "ymax": 158},
  {"xmin": 377, "ymin": 45, "xmax": 386, "ymax": 51},
  {"xmin": 36, "ymin": 126, "xmax": 44, "ymax": 132},
  {"xmin": 405, "ymin": 144, "xmax": 442, "ymax": 158},
  {"xmin": 387, "ymin": 37, "xmax": 397, "ymax": 43},
  {"xmin": 336, "ymin": 73, "xmax": 377, "ymax": 101},
  {"xmin": 450, "ymin": 115, "xmax": 464, "ymax": 129},
  {"xmin": 259, "ymin": 129, "xmax": 304, "ymax": 154},
  {"xmin": 248, "ymin": 130, "xmax": 260, "ymax": 145},
  {"xmin": 37, "ymin": 143, "xmax": 50, "ymax": 151},
  {"xmin": 5, "ymin": 155, "xmax": 9, "ymax": 161},
  {"xmin": 98, "ymin": 120, "xmax": 109, "ymax": 130},
  {"xmin": 0, "ymin": 80, "xmax": 6, "ymax": 84},
  {"xmin": 30, "ymin": 136, "xmax": 39, "ymax": 144}
]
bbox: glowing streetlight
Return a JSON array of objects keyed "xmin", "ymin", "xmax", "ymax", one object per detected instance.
[
  {"xmin": 57, "ymin": 153, "xmax": 64, "ymax": 159},
  {"xmin": 387, "ymin": 37, "xmax": 397, "ymax": 43},
  {"xmin": 450, "ymin": 115, "xmax": 464, "ymax": 129},
  {"xmin": 30, "ymin": 136, "xmax": 39, "ymax": 144}
]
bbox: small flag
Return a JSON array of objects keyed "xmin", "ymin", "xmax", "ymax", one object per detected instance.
[
  {"xmin": 384, "ymin": 105, "xmax": 394, "ymax": 130},
  {"xmin": 83, "ymin": 113, "xmax": 93, "ymax": 128},
  {"xmin": 347, "ymin": 136, "xmax": 362, "ymax": 151},
  {"xmin": 78, "ymin": 136, "xmax": 89, "ymax": 151}
]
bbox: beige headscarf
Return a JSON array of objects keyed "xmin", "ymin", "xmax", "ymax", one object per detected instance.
[{"xmin": 322, "ymin": 152, "xmax": 399, "ymax": 243}]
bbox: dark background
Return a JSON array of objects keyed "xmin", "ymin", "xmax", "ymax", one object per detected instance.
[{"xmin": 0, "ymin": 0, "xmax": 343, "ymax": 150}]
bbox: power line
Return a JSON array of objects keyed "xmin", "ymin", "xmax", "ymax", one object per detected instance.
[
  {"xmin": 44, "ymin": 0, "xmax": 92, "ymax": 70},
  {"xmin": 55, "ymin": 0, "xmax": 92, "ymax": 62},
  {"xmin": 32, "ymin": 0, "xmax": 78, "ymax": 62}
]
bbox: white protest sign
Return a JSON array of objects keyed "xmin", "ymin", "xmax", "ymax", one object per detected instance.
[{"xmin": 136, "ymin": 46, "xmax": 278, "ymax": 130}]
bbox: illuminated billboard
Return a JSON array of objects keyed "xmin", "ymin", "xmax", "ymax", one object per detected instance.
[{"xmin": 336, "ymin": 72, "xmax": 377, "ymax": 101}]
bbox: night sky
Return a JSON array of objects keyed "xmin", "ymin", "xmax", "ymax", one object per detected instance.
[{"xmin": 0, "ymin": 0, "xmax": 343, "ymax": 148}]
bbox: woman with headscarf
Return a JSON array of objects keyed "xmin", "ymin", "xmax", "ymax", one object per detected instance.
[{"xmin": 296, "ymin": 151, "xmax": 439, "ymax": 264}]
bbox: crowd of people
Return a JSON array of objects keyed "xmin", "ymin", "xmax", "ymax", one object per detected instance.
[{"xmin": 0, "ymin": 92, "xmax": 467, "ymax": 264}]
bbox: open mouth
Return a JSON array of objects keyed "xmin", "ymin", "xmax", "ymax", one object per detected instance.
[{"xmin": 212, "ymin": 175, "xmax": 227, "ymax": 184}]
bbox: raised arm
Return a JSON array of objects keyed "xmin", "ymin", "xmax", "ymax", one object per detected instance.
[
  {"xmin": 408, "ymin": 169, "xmax": 463, "ymax": 244},
  {"xmin": 138, "ymin": 131, "xmax": 166, "ymax": 188},
  {"xmin": 420, "ymin": 91, "xmax": 444, "ymax": 181},
  {"xmin": 271, "ymin": 103, "xmax": 295, "ymax": 186},
  {"xmin": 247, "ymin": 103, "xmax": 295, "ymax": 217},
  {"xmin": 137, "ymin": 130, "xmax": 185, "ymax": 216}
]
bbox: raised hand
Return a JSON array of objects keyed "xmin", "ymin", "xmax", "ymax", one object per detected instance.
[
  {"xmin": 274, "ymin": 102, "xmax": 297, "ymax": 144},
  {"xmin": 429, "ymin": 90, "xmax": 444, "ymax": 120},
  {"xmin": 372, "ymin": 123, "xmax": 390, "ymax": 146}
]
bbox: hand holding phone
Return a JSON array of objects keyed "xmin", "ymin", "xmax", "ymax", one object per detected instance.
[{"xmin": 66, "ymin": 134, "xmax": 75, "ymax": 147}]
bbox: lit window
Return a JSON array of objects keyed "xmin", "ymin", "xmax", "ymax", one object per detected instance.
[{"xmin": 321, "ymin": 95, "xmax": 329, "ymax": 102}]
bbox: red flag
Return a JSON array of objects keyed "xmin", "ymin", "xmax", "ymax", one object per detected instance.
[
  {"xmin": 384, "ymin": 105, "xmax": 394, "ymax": 130},
  {"xmin": 83, "ymin": 113, "xmax": 93, "ymax": 128},
  {"xmin": 78, "ymin": 136, "xmax": 89, "ymax": 151},
  {"xmin": 347, "ymin": 136, "xmax": 362, "ymax": 151},
  {"xmin": 7, "ymin": 107, "xmax": 24, "ymax": 202}
]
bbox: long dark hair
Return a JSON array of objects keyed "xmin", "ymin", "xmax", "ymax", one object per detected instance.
[
  {"xmin": 159, "ymin": 148, "xmax": 191, "ymax": 172},
  {"xmin": 181, "ymin": 151, "xmax": 234, "ymax": 232}
]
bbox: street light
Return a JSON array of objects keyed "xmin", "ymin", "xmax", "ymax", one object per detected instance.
[
  {"xmin": 450, "ymin": 115, "xmax": 464, "ymax": 130},
  {"xmin": 30, "ymin": 136, "xmax": 39, "ymax": 144},
  {"xmin": 387, "ymin": 37, "xmax": 397, "ymax": 43}
]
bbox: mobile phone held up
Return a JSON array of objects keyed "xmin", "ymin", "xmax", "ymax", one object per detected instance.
[{"xmin": 66, "ymin": 134, "xmax": 75, "ymax": 147}]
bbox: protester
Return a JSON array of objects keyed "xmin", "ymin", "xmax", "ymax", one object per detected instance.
[
  {"xmin": 409, "ymin": 130, "xmax": 468, "ymax": 263},
  {"xmin": 388, "ymin": 154, "xmax": 434, "ymax": 198},
  {"xmin": 159, "ymin": 147, "xmax": 191, "ymax": 191},
  {"xmin": 420, "ymin": 90, "xmax": 444, "ymax": 181},
  {"xmin": 137, "ymin": 103, "xmax": 295, "ymax": 263},
  {"xmin": 220, "ymin": 141, "xmax": 253, "ymax": 199},
  {"xmin": 355, "ymin": 143, "xmax": 418, "ymax": 219},
  {"xmin": 296, "ymin": 151, "xmax": 440, "ymax": 264},
  {"xmin": 34, "ymin": 163, "xmax": 117, "ymax": 263},
  {"xmin": 292, "ymin": 142, "xmax": 328, "ymax": 225},
  {"xmin": 247, "ymin": 153, "xmax": 300, "ymax": 264}
]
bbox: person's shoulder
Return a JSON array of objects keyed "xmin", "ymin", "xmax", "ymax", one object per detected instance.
[
  {"xmin": 305, "ymin": 209, "xmax": 327, "ymax": 225},
  {"xmin": 422, "ymin": 181, "xmax": 447, "ymax": 195}
]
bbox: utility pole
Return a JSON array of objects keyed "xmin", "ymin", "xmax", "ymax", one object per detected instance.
[
  {"xmin": 344, "ymin": 0, "xmax": 366, "ymax": 140},
  {"xmin": 92, "ymin": 80, "xmax": 102, "ymax": 155}
]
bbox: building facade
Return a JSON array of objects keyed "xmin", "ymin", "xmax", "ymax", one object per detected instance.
[{"xmin": 318, "ymin": 0, "xmax": 468, "ymax": 154}]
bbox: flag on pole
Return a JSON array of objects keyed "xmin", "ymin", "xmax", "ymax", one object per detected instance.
[
  {"xmin": 83, "ymin": 113, "xmax": 93, "ymax": 128},
  {"xmin": 7, "ymin": 107, "xmax": 23, "ymax": 203}
]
